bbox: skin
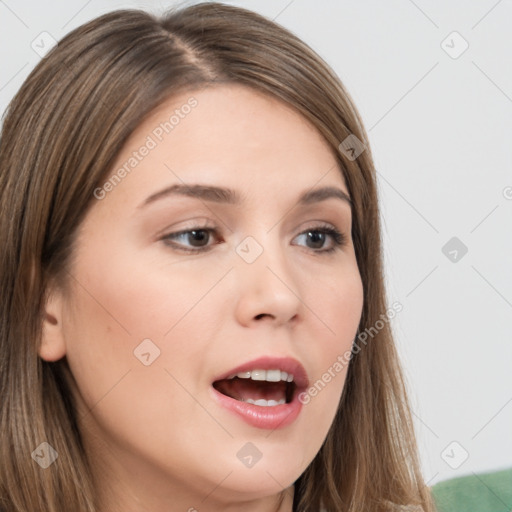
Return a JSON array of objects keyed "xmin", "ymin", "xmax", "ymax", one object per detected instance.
[{"xmin": 40, "ymin": 84, "xmax": 364, "ymax": 512}]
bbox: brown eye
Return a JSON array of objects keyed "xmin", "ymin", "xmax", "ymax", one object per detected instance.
[
  {"xmin": 293, "ymin": 226, "xmax": 346, "ymax": 253},
  {"xmin": 161, "ymin": 227, "xmax": 220, "ymax": 253}
]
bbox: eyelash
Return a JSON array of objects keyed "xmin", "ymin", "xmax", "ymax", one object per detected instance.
[{"xmin": 160, "ymin": 222, "xmax": 347, "ymax": 255}]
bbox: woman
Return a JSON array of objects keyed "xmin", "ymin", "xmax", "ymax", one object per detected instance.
[{"xmin": 0, "ymin": 3, "xmax": 437, "ymax": 511}]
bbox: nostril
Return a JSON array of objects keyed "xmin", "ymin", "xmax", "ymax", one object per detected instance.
[{"xmin": 255, "ymin": 313, "xmax": 272, "ymax": 320}]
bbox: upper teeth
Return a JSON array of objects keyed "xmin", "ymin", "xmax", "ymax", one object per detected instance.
[{"xmin": 227, "ymin": 369, "xmax": 294, "ymax": 382}]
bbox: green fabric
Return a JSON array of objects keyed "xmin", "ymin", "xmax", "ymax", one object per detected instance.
[{"xmin": 431, "ymin": 467, "xmax": 512, "ymax": 512}]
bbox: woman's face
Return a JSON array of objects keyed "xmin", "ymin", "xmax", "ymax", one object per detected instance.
[{"xmin": 43, "ymin": 84, "xmax": 364, "ymax": 511}]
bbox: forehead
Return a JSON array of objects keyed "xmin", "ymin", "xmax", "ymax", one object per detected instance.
[{"xmin": 102, "ymin": 83, "xmax": 350, "ymax": 208}]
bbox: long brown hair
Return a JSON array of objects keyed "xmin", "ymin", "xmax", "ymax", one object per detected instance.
[{"xmin": 0, "ymin": 3, "xmax": 437, "ymax": 511}]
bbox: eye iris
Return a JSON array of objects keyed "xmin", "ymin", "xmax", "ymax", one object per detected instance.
[
  {"xmin": 188, "ymin": 230, "xmax": 209, "ymax": 247},
  {"xmin": 307, "ymin": 230, "xmax": 325, "ymax": 249}
]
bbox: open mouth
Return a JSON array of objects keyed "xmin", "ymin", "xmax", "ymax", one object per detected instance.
[
  {"xmin": 212, "ymin": 369, "xmax": 297, "ymax": 406},
  {"xmin": 211, "ymin": 360, "xmax": 308, "ymax": 429}
]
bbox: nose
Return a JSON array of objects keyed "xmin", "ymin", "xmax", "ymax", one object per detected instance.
[{"xmin": 233, "ymin": 234, "xmax": 302, "ymax": 328}]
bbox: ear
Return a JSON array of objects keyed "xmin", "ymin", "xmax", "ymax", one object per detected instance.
[{"xmin": 39, "ymin": 285, "xmax": 67, "ymax": 362}]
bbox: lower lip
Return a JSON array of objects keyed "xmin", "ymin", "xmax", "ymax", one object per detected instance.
[{"xmin": 211, "ymin": 387, "xmax": 304, "ymax": 430}]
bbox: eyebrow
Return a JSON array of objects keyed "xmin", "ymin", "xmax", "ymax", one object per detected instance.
[{"xmin": 139, "ymin": 183, "xmax": 352, "ymax": 209}]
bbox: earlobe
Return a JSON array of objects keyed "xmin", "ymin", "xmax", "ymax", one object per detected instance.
[{"xmin": 39, "ymin": 288, "xmax": 67, "ymax": 362}]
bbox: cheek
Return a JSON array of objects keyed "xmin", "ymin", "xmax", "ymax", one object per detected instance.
[
  {"xmin": 301, "ymin": 266, "xmax": 363, "ymax": 415},
  {"xmin": 308, "ymin": 261, "xmax": 364, "ymax": 352},
  {"xmin": 60, "ymin": 260, "xmax": 219, "ymax": 470},
  {"xmin": 59, "ymin": 263, "xmax": 169, "ymax": 405},
  {"xmin": 66, "ymin": 253, "xmax": 215, "ymax": 342},
  {"xmin": 61, "ymin": 247, "xmax": 230, "ymax": 412}
]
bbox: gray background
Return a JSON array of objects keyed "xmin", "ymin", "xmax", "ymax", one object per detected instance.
[{"xmin": 1, "ymin": 0, "xmax": 511, "ymax": 487}]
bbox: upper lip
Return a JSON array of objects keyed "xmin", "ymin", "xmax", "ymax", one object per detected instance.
[{"xmin": 212, "ymin": 356, "xmax": 309, "ymax": 389}]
